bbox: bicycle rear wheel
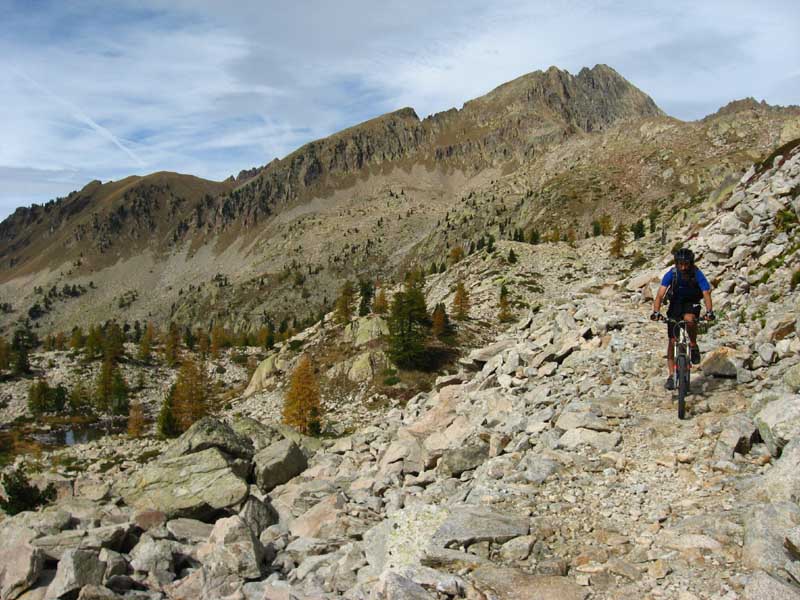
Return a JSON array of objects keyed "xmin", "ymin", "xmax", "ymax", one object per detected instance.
[{"xmin": 677, "ymin": 354, "xmax": 689, "ymax": 420}]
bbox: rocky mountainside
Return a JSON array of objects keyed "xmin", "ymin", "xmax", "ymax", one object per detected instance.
[
  {"xmin": 0, "ymin": 138, "xmax": 799, "ymax": 598},
  {"xmin": 1, "ymin": 65, "xmax": 798, "ymax": 338}
]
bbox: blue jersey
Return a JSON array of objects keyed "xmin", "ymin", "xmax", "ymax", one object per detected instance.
[{"xmin": 661, "ymin": 267, "xmax": 710, "ymax": 302}]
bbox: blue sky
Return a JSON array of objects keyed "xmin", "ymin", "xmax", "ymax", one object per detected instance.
[{"xmin": 1, "ymin": 0, "xmax": 798, "ymax": 220}]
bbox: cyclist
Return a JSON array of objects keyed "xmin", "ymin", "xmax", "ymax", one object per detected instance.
[{"xmin": 650, "ymin": 248, "xmax": 715, "ymax": 390}]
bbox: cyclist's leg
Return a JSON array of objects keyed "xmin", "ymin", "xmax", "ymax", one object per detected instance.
[
  {"xmin": 667, "ymin": 338, "xmax": 675, "ymax": 373},
  {"xmin": 684, "ymin": 312, "xmax": 697, "ymax": 345}
]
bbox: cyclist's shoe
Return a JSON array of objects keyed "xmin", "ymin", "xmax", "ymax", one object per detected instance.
[
  {"xmin": 690, "ymin": 345, "xmax": 701, "ymax": 364},
  {"xmin": 664, "ymin": 376, "xmax": 675, "ymax": 391}
]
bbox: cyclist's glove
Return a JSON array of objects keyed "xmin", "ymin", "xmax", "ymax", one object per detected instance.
[
  {"xmin": 706, "ymin": 311, "xmax": 716, "ymax": 321},
  {"xmin": 650, "ymin": 311, "xmax": 661, "ymax": 321}
]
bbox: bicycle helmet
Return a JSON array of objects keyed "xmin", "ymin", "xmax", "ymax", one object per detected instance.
[{"xmin": 673, "ymin": 247, "xmax": 694, "ymax": 265}]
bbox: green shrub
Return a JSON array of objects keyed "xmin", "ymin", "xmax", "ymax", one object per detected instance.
[
  {"xmin": 231, "ymin": 352, "xmax": 248, "ymax": 365},
  {"xmin": 382, "ymin": 376, "xmax": 400, "ymax": 386},
  {"xmin": 0, "ymin": 466, "xmax": 56, "ymax": 515},
  {"xmin": 288, "ymin": 340, "xmax": 304, "ymax": 352}
]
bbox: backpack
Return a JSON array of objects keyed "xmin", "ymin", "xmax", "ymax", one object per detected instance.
[{"xmin": 664, "ymin": 267, "xmax": 702, "ymax": 305}]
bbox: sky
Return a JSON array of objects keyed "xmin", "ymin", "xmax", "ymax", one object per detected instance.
[{"xmin": 1, "ymin": 0, "xmax": 798, "ymax": 220}]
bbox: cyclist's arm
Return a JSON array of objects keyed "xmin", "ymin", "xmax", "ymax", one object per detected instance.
[
  {"xmin": 653, "ymin": 285, "xmax": 668, "ymax": 313},
  {"xmin": 702, "ymin": 290, "xmax": 712, "ymax": 313}
]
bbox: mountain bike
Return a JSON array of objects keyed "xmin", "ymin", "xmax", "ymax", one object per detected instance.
[{"xmin": 655, "ymin": 314, "xmax": 709, "ymax": 420}]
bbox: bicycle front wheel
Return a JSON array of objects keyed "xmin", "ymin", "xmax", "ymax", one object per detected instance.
[{"xmin": 677, "ymin": 354, "xmax": 689, "ymax": 420}]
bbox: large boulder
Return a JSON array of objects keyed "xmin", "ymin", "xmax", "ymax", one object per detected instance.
[
  {"xmin": 348, "ymin": 351, "xmax": 387, "ymax": 383},
  {"xmin": 761, "ymin": 437, "xmax": 800, "ymax": 502},
  {"xmin": 115, "ymin": 447, "xmax": 249, "ymax": 519},
  {"xmin": 253, "ymin": 439, "xmax": 308, "ymax": 493},
  {"xmin": 436, "ymin": 443, "xmax": 489, "ymax": 478},
  {"xmin": 785, "ymin": 364, "xmax": 800, "ymax": 393},
  {"xmin": 0, "ymin": 541, "xmax": 44, "ymax": 600},
  {"xmin": 228, "ymin": 417, "xmax": 284, "ymax": 452},
  {"xmin": 197, "ymin": 515, "xmax": 264, "ymax": 580},
  {"xmin": 45, "ymin": 549, "xmax": 106, "ymax": 600},
  {"xmin": 163, "ymin": 417, "xmax": 254, "ymax": 461},
  {"xmin": 244, "ymin": 354, "xmax": 279, "ymax": 396},
  {"xmin": 557, "ymin": 428, "xmax": 620, "ymax": 451},
  {"xmin": 754, "ymin": 395, "xmax": 800, "ymax": 456},
  {"xmin": 742, "ymin": 502, "xmax": 800, "ymax": 575}
]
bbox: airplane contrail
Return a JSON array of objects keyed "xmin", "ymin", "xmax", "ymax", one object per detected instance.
[{"xmin": 15, "ymin": 69, "xmax": 147, "ymax": 167}]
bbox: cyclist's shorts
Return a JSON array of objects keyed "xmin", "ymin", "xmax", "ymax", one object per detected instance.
[{"xmin": 666, "ymin": 301, "xmax": 701, "ymax": 339}]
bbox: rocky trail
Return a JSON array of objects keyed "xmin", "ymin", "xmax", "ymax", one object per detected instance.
[{"xmin": 0, "ymin": 145, "xmax": 799, "ymax": 599}]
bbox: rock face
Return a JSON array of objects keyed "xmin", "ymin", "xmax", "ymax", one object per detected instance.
[
  {"xmin": 45, "ymin": 549, "xmax": 106, "ymax": 600},
  {"xmin": 115, "ymin": 447, "xmax": 249, "ymax": 518},
  {"xmin": 754, "ymin": 395, "xmax": 800, "ymax": 456}
]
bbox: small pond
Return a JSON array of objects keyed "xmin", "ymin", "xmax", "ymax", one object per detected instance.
[{"xmin": 0, "ymin": 418, "xmax": 126, "ymax": 466}]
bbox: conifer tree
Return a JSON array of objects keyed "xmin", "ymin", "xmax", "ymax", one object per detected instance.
[
  {"xmin": 508, "ymin": 248, "xmax": 518, "ymax": 264},
  {"xmin": 127, "ymin": 402, "xmax": 145, "ymax": 438},
  {"xmin": 528, "ymin": 229, "xmax": 541, "ymax": 244},
  {"xmin": 386, "ymin": 284, "xmax": 429, "ymax": 369},
  {"xmin": 648, "ymin": 207, "xmax": 660, "ymax": 233},
  {"xmin": 599, "ymin": 214, "xmax": 613, "ymax": 236},
  {"xmin": 163, "ymin": 322, "xmax": 181, "ymax": 367},
  {"xmin": 157, "ymin": 385, "xmax": 180, "ymax": 439},
  {"xmin": 210, "ymin": 324, "xmax": 227, "ymax": 358},
  {"xmin": 11, "ymin": 329, "xmax": 31, "ymax": 376},
  {"xmin": 358, "ymin": 280, "xmax": 374, "ymax": 317},
  {"xmin": 334, "ymin": 281, "xmax": 356, "ymax": 324},
  {"xmin": 94, "ymin": 357, "xmax": 114, "ymax": 413},
  {"xmin": 631, "ymin": 219, "xmax": 646, "ymax": 240},
  {"xmin": 0, "ymin": 337, "xmax": 9, "ymax": 371},
  {"xmin": 197, "ymin": 328, "xmax": 210, "ymax": 359},
  {"xmin": 54, "ymin": 332, "xmax": 66, "ymax": 351},
  {"xmin": 68, "ymin": 381, "xmax": 90, "ymax": 414},
  {"xmin": 110, "ymin": 368, "xmax": 129, "ymax": 415},
  {"xmin": 103, "ymin": 321, "xmax": 125, "ymax": 364},
  {"xmin": 448, "ymin": 246, "xmax": 464, "ymax": 265},
  {"xmin": 452, "ymin": 281, "xmax": 470, "ymax": 321},
  {"xmin": 84, "ymin": 325, "xmax": 103, "ymax": 361},
  {"xmin": 373, "ymin": 288, "xmax": 388, "ymax": 315},
  {"xmin": 183, "ymin": 327, "xmax": 196, "ymax": 351},
  {"xmin": 431, "ymin": 303, "xmax": 451, "ymax": 340},
  {"xmin": 498, "ymin": 284, "xmax": 513, "ymax": 322},
  {"xmin": 282, "ymin": 355, "xmax": 322, "ymax": 435},
  {"xmin": 173, "ymin": 357, "xmax": 210, "ymax": 432},
  {"xmin": 69, "ymin": 326, "xmax": 85, "ymax": 351},
  {"xmin": 610, "ymin": 223, "xmax": 626, "ymax": 258},
  {"xmin": 138, "ymin": 322, "xmax": 156, "ymax": 362}
]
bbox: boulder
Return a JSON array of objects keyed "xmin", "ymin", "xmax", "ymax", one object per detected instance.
[
  {"xmin": 742, "ymin": 502, "xmax": 800, "ymax": 574},
  {"xmin": 467, "ymin": 340, "xmax": 517, "ymax": 365},
  {"xmin": 289, "ymin": 494, "xmax": 349, "ymax": 539},
  {"xmin": 754, "ymin": 395, "xmax": 800, "ymax": 456},
  {"xmin": 743, "ymin": 570, "xmax": 800, "ymax": 599},
  {"xmin": 76, "ymin": 585, "xmax": 123, "ymax": 600},
  {"xmin": 470, "ymin": 566, "xmax": 588, "ymax": 600},
  {"xmin": 129, "ymin": 534, "xmax": 181, "ymax": 574},
  {"xmin": 436, "ymin": 443, "xmax": 489, "ymax": 477},
  {"xmin": 243, "ymin": 354, "xmax": 279, "ymax": 396},
  {"xmin": 228, "ymin": 417, "xmax": 285, "ymax": 452},
  {"xmin": 557, "ymin": 428, "xmax": 620, "ymax": 451},
  {"xmin": 0, "ymin": 542, "xmax": 44, "ymax": 600},
  {"xmin": 785, "ymin": 364, "xmax": 800, "ymax": 393},
  {"xmin": 163, "ymin": 417, "xmax": 254, "ymax": 461},
  {"xmin": 165, "ymin": 518, "xmax": 214, "ymax": 544},
  {"xmin": 253, "ymin": 439, "xmax": 308, "ymax": 493},
  {"xmin": 377, "ymin": 571, "xmax": 435, "ymax": 600},
  {"xmin": 430, "ymin": 506, "xmax": 529, "ymax": 548},
  {"xmin": 348, "ymin": 351, "xmax": 386, "ymax": 383},
  {"xmin": 115, "ymin": 447, "xmax": 249, "ymax": 519},
  {"xmin": 714, "ymin": 414, "xmax": 757, "ymax": 461},
  {"xmin": 555, "ymin": 411, "xmax": 610, "ymax": 432},
  {"xmin": 700, "ymin": 347, "xmax": 747, "ymax": 377},
  {"xmin": 238, "ymin": 496, "xmax": 279, "ymax": 538},
  {"xmin": 197, "ymin": 515, "xmax": 264, "ymax": 580},
  {"xmin": 761, "ymin": 438, "xmax": 800, "ymax": 502},
  {"xmin": 518, "ymin": 455, "xmax": 559, "ymax": 484},
  {"xmin": 45, "ymin": 549, "xmax": 105, "ymax": 600}
]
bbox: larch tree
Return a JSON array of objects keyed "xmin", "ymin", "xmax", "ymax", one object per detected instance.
[
  {"xmin": 610, "ymin": 223, "xmax": 626, "ymax": 258},
  {"xmin": 334, "ymin": 281, "xmax": 356, "ymax": 324},
  {"xmin": 373, "ymin": 288, "xmax": 388, "ymax": 315},
  {"xmin": 452, "ymin": 281, "xmax": 470, "ymax": 321},
  {"xmin": 173, "ymin": 357, "xmax": 210, "ymax": 432},
  {"xmin": 128, "ymin": 402, "xmax": 146, "ymax": 438},
  {"xmin": 282, "ymin": 355, "xmax": 322, "ymax": 435}
]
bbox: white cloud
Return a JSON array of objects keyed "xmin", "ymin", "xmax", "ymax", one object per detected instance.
[{"xmin": 1, "ymin": 0, "xmax": 798, "ymax": 220}]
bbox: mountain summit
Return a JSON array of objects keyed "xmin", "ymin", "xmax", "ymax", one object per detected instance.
[{"xmin": 0, "ymin": 65, "xmax": 797, "ymax": 336}]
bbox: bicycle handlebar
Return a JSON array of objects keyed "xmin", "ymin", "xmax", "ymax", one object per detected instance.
[{"xmin": 652, "ymin": 313, "xmax": 712, "ymax": 324}]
